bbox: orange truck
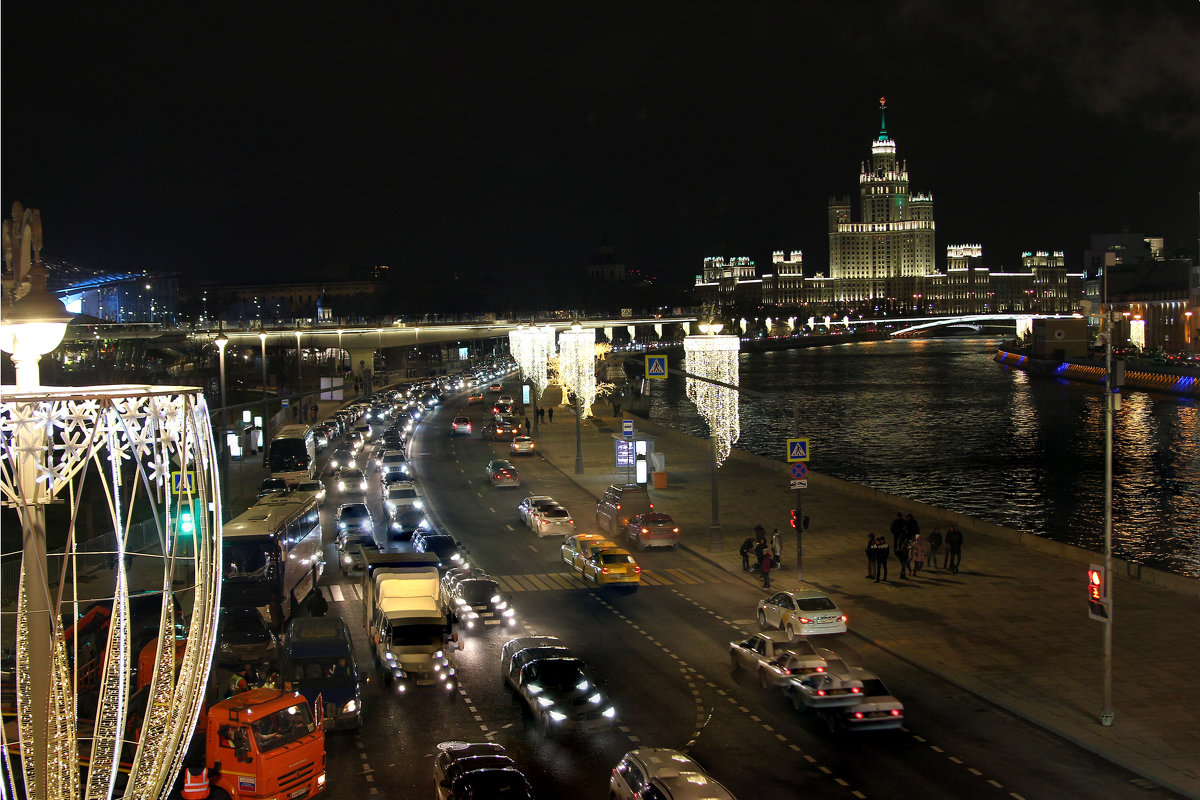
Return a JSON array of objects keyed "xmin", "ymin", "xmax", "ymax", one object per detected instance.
[{"xmin": 199, "ymin": 688, "xmax": 326, "ymax": 800}]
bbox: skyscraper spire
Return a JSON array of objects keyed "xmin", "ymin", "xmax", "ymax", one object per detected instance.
[{"xmin": 878, "ymin": 96, "xmax": 888, "ymax": 141}]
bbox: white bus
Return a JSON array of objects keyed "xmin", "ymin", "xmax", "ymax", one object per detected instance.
[
  {"xmin": 222, "ymin": 492, "xmax": 324, "ymax": 622},
  {"xmin": 268, "ymin": 424, "xmax": 317, "ymax": 485}
]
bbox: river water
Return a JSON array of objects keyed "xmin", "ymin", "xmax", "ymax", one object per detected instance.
[{"xmin": 646, "ymin": 337, "xmax": 1200, "ymax": 579}]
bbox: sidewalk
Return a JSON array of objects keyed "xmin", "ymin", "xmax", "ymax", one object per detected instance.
[{"xmin": 529, "ymin": 396, "xmax": 1200, "ymax": 799}]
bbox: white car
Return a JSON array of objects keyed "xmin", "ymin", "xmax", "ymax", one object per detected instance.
[
  {"xmin": 294, "ymin": 479, "xmax": 326, "ymax": 505},
  {"xmin": 611, "ymin": 749, "xmax": 737, "ymax": 800},
  {"xmin": 757, "ymin": 588, "xmax": 848, "ymax": 638},
  {"xmin": 517, "ymin": 495, "xmax": 558, "ymax": 526},
  {"xmin": 783, "ymin": 648, "xmax": 865, "ymax": 711},
  {"xmin": 530, "ymin": 505, "xmax": 575, "ymax": 537},
  {"xmin": 334, "ymin": 467, "xmax": 367, "ymax": 494},
  {"xmin": 729, "ymin": 632, "xmax": 827, "ymax": 689},
  {"xmin": 825, "ymin": 666, "xmax": 905, "ymax": 732}
]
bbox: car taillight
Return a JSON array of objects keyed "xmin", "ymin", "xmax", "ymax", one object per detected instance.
[
  {"xmin": 854, "ymin": 711, "xmax": 865, "ymax": 719},
  {"xmin": 781, "ymin": 668, "xmax": 791, "ymax": 675},
  {"xmin": 815, "ymin": 666, "xmax": 824, "ymax": 673},
  {"xmin": 890, "ymin": 709, "xmax": 901, "ymax": 716},
  {"xmin": 641, "ymin": 528, "xmax": 649, "ymax": 534},
  {"xmin": 851, "ymin": 687, "xmax": 862, "ymax": 694},
  {"xmin": 672, "ymin": 528, "xmax": 679, "ymax": 533},
  {"xmin": 798, "ymin": 617, "xmax": 812, "ymax": 624},
  {"xmin": 816, "ymin": 689, "xmax": 826, "ymax": 696},
  {"xmin": 601, "ymin": 567, "xmax": 609, "ymax": 574},
  {"xmin": 615, "ymin": 503, "xmax": 621, "ymax": 510},
  {"xmin": 634, "ymin": 566, "xmax": 641, "ymax": 573},
  {"xmin": 839, "ymin": 615, "xmax": 848, "ymax": 622}
]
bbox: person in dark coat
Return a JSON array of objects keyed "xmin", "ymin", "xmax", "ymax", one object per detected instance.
[
  {"xmin": 865, "ymin": 534, "xmax": 877, "ymax": 580},
  {"xmin": 945, "ymin": 523, "xmax": 964, "ymax": 573},
  {"xmin": 547, "ymin": 407, "xmax": 554, "ymax": 423},
  {"xmin": 760, "ymin": 550, "xmax": 773, "ymax": 589},
  {"xmin": 928, "ymin": 529, "xmax": 943, "ymax": 569},
  {"xmin": 308, "ymin": 589, "xmax": 328, "ymax": 617},
  {"xmin": 873, "ymin": 536, "xmax": 890, "ymax": 582},
  {"xmin": 739, "ymin": 537, "xmax": 755, "ymax": 572}
]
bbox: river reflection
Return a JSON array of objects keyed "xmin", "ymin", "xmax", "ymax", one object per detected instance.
[{"xmin": 648, "ymin": 338, "xmax": 1200, "ymax": 578}]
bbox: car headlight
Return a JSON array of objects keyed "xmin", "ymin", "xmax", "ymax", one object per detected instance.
[
  {"xmin": 526, "ymin": 683, "xmax": 543, "ymax": 695},
  {"xmin": 387, "ymin": 501, "xmax": 397, "ymax": 510},
  {"xmin": 548, "ymin": 710, "xmax": 567, "ymax": 721},
  {"xmin": 360, "ymin": 481, "xmax": 367, "ymax": 491},
  {"xmin": 537, "ymin": 696, "xmax": 555, "ymax": 708},
  {"xmin": 576, "ymin": 679, "xmax": 589, "ymax": 691},
  {"xmin": 589, "ymin": 692, "xmax": 602, "ymax": 704},
  {"xmin": 602, "ymin": 706, "xmax": 616, "ymax": 719},
  {"xmin": 338, "ymin": 482, "xmax": 346, "ymax": 491},
  {"xmin": 341, "ymin": 555, "xmax": 352, "ymax": 565},
  {"xmin": 451, "ymin": 554, "xmax": 463, "ymax": 563},
  {"xmin": 502, "ymin": 607, "xmax": 515, "ymax": 618},
  {"xmin": 343, "ymin": 699, "xmax": 358, "ymax": 714}
]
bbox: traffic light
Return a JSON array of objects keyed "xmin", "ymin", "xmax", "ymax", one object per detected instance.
[
  {"xmin": 790, "ymin": 509, "xmax": 797, "ymax": 528},
  {"xmin": 176, "ymin": 499, "xmax": 201, "ymax": 537},
  {"xmin": 1087, "ymin": 565, "xmax": 1109, "ymax": 621}
]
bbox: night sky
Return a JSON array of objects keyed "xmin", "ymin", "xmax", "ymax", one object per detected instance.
[{"xmin": 4, "ymin": 1, "xmax": 1198, "ymax": 293}]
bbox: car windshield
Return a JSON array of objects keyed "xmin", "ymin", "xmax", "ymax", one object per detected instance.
[
  {"xmin": 383, "ymin": 455, "xmax": 406, "ymax": 464},
  {"xmin": 297, "ymin": 482, "xmax": 321, "ymax": 492},
  {"xmin": 388, "ymin": 624, "xmax": 445, "ymax": 647},
  {"xmin": 249, "ymin": 702, "xmax": 316, "ymax": 752},
  {"xmin": 222, "ymin": 610, "xmax": 269, "ymax": 637},
  {"xmin": 600, "ymin": 552, "xmax": 634, "ymax": 565},
  {"xmin": 459, "ymin": 581, "xmax": 500, "ymax": 604},
  {"xmin": 642, "ymin": 513, "xmax": 673, "ymax": 523},
  {"xmin": 422, "ymin": 536, "xmax": 457, "ymax": 554},
  {"xmin": 533, "ymin": 660, "xmax": 585, "ymax": 689},
  {"xmin": 340, "ymin": 506, "xmax": 369, "ymax": 520},
  {"xmin": 285, "ymin": 656, "xmax": 354, "ymax": 687},
  {"xmin": 339, "ymin": 469, "xmax": 364, "ymax": 480},
  {"xmin": 457, "ymin": 771, "xmax": 529, "ymax": 796},
  {"xmin": 795, "ymin": 597, "xmax": 838, "ymax": 611},
  {"xmin": 387, "ymin": 488, "xmax": 418, "ymax": 501},
  {"xmin": 223, "ymin": 541, "xmax": 274, "ymax": 578}
]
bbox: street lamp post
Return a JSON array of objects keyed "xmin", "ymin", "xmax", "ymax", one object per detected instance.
[
  {"xmin": 215, "ymin": 323, "xmax": 230, "ymax": 518},
  {"xmin": 259, "ymin": 326, "xmax": 268, "ymax": 457},
  {"xmin": 294, "ymin": 326, "xmax": 303, "ymax": 383}
]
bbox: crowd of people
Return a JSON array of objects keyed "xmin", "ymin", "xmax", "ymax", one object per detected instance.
[{"xmin": 866, "ymin": 513, "xmax": 963, "ymax": 582}]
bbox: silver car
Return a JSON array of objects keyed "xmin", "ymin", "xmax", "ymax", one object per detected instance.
[
  {"xmin": 757, "ymin": 588, "xmax": 848, "ymax": 638},
  {"xmin": 530, "ymin": 505, "xmax": 575, "ymax": 537},
  {"xmin": 610, "ymin": 749, "xmax": 737, "ymax": 800},
  {"xmin": 729, "ymin": 631, "xmax": 827, "ymax": 689}
]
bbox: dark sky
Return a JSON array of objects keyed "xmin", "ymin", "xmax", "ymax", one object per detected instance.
[{"xmin": 4, "ymin": 0, "xmax": 1198, "ymax": 291}]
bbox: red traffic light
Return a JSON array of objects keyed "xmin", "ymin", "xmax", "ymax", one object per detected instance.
[
  {"xmin": 1087, "ymin": 567, "xmax": 1105, "ymax": 601},
  {"xmin": 789, "ymin": 509, "xmax": 797, "ymax": 528}
]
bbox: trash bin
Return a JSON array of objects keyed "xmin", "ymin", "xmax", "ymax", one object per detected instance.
[{"xmin": 652, "ymin": 472, "xmax": 668, "ymax": 489}]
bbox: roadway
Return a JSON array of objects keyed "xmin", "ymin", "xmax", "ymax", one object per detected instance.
[{"xmin": 300, "ymin": 381, "xmax": 1182, "ymax": 800}]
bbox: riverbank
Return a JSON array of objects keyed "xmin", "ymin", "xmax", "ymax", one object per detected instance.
[
  {"xmin": 531, "ymin": 388, "xmax": 1200, "ymax": 799},
  {"xmin": 996, "ymin": 349, "xmax": 1200, "ymax": 398}
]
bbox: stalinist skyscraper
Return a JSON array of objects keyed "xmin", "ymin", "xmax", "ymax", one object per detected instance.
[{"xmin": 828, "ymin": 98, "xmax": 937, "ymax": 311}]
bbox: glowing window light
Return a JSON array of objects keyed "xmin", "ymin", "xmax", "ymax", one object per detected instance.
[
  {"xmin": 683, "ymin": 333, "xmax": 741, "ymax": 465},
  {"xmin": 556, "ymin": 325, "xmax": 598, "ymax": 419}
]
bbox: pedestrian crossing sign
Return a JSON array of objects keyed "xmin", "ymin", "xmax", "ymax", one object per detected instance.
[
  {"xmin": 171, "ymin": 470, "xmax": 196, "ymax": 495},
  {"xmin": 645, "ymin": 356, "xmax": 667, "ymax": 379},
  {"xmin": 786, "ymin": 438, "xmax": 810, "ymax": 463}
]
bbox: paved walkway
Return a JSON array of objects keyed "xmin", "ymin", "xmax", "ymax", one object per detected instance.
[{"xmin": 527, "ymin": 395, "xmax": 1200, "ymax": 799}]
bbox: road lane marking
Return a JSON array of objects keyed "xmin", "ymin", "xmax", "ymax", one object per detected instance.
[{"xmin": 330, "ymin": 584, "xmax": 344, "ymax": 602}]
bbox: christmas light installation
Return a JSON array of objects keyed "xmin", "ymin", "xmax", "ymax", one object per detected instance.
[
  {"xmin": 684, "ymin": 326, "xmax": 741, "ymax": 466},
  {"xmin": 555, "ymin": 324, "xmax": 598, "ymax": 419}
]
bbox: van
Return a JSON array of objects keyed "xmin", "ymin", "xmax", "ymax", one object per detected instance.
[
  {"xmin": 594, "ymin": 484, "xmax": 654, "ymax": 535},
  {"xmin": 281, "ymin": 616, "xmax": 363, "ymax": 730}
]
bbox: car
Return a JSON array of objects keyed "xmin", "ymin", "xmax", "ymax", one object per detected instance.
[
  {"xmin": 500, "ymin": 636, "xmax": 570, "ymax": 683},
  {"xmin": 756, "ymin": 589, "xmax": 848, "ymax": 638},
  {"xmin": 412, "ymin": 530, "xmax": 466, "ymax": 570},
  {"xmin": 334, "ymin": 467, "xmax": 367, "ymax": 494},
  {"xmin": 488, "ymin": 382, "xmax": 503, "ymax": 393},
  {"xmin": 451, "ymin": 416, "xmax": 473, "ymax": 435},
  {"xmin": 481, "ymin": 418, "xmax": 521, "ymax": 441},
  {"xmin": 467, "ymin": 391, "xmax": 485, "ymax": 404},
  {"xmin": 335, "ymin": 502, "xmax": 373, "ymax": 538},
  {"xmin": 312, "ymin": 428, "xmax": 330, "ymax": 451},
  {"xmin": 595, "ymin": 483, "xmax": 654, "ymax": 535},
  {"xmin": 257, "ymin": 477, "xmax": 290, "ymax": 500},
  {"xmin": 347, "ymin": 431, "xmax": 365, "ymax": 451},
  {"xmin": 442, "ymin": 574, "xmax": 516, "ymax": 631},
  {"xmin": 216, "ymin": 606, "xmax": 279, "ymax": 667},
  {"xmin": 377, "ymin": 450, "xmax": 411, "ymax": 479},
  {"xmin": 610, "ymin": 749, "xmax": 737, "ymax": 800},
  {"xmin": 434, "ymin": 742, "xmax": 533, "ymax": 800},
  {"xmin": 387, "ymin": 504, "xmax": 429, "ymax": 538},
  {"xmin": 485, "ymin": 459, "xmax": 520, "ymax": 487},
  {"xmin": 529, "ymin": 505, "xmax": 575, "ymax": 537},
  {"xmin": 579, "ymin": 548, "xmax": 641, "ymax": 589},
  {"xmin": 824, "ymin": 667, "xmax": 904, "ymax": 732},
  {"xmin": 625, "ymin": 512, "xmax": 680, "ymax": 551},
  {"xmin": 328, "ymin": 447, "xmax": 356, "ymax": 471},
  {"xmin": 560, "ymin": 534, "xmax": 617, "ymax": 570},
  {"xmin": 498, "ymin": 394, "xmax": 514, "ymax": 405},
  {"xmin": 508, "ymin": 654, "xmax": 615, "ymax": 735},
  {"xmin": 517, "ymin": 495, "xmax": 558, "ymax": 526},
  {"xmin": 729, "ymin": 632, "xmax": 827, "ymax": 689},
  {"xmin": 783, "ymin": 648, "xmax": 865, "ymax": 712},
  {"xmin": 353, "ymin": 423, "xmax": 373, "ymax": 441},
  {"xmin": 491, "ymin": 401, "xmax": 515, "ymax": 418},
  {"xmin": 509, "ymin": 435, "xmax": 535, "ymax": 455},
  {"xmin": 293, "ymin": 479, "xmax": 326, "ymax": 505},
  {"xmin": 382, "ymin": 481, "xmax": 423, "ymax": 511}
]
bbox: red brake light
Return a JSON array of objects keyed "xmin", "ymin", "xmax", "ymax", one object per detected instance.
[
  {"xmin": 781, "ymin": 668, "xmax": 790, "ymax": 676},
  {"xmin": 634, "ymin": 566, "xmax": 641, "ymax": 573},
  {"xmin": 798, "ymin": 617, "xmax": 812, "ymax": 624},
  {"xmin": 851, "ymin": 687, "xmax": 861, "ymax": 694},
  {"xmin": 890, "ymin": 709, "xmax": 901, "ymax": 716},
  {"xmin": 615, "ymin": 503, "xmax": 621, "ymax": 510},
  {"xmin": 816, "ymin": 689, "xmax": 826, "ymax": 696},
  {"xmin": 641, "ymin": 528, "xmax": 649, "ymax": 534},
  {"xmin": 672, "ymin": 528, "xmax": 679, "ymax": 533},
  {"xmin": 815, "ymin": 666, "xmax": 824, "ymax": 673},
  {"xmin": 854, "ymin": 711, "xmax": 865, "ymax": 719},
  {"xmin": 601, "ymin": 567, "xmax": 609, "ymax": 574},
  {"xmin": 839, "ymin": 615, "xmax": 848, "ymax": 622},
  {"xmin": 649, "ymin": 502, "xmax": 653, "ymax": 509}
]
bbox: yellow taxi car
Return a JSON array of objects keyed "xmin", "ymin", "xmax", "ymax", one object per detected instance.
[
  {"xmin": 561, "ymin": 534, "xmax": 616, "ymax": 571},
  {"xmin": 580, "ymin": 547, "xmax": 641, "ymax": 589}
]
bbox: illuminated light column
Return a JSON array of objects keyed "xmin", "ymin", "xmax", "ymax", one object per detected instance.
[
  {"xmin": 684, "ymin": 326, "xmax": 741, "ymax": 551},
  {"xmin": 215, "ymin": 324, "xmax": 230, "ymax": 518},
  {"xmin": 557, "ymin": 324, "xmax": 597, "ymax": 475},
  {"xmin": 294, "ymin": 326, "xmax": 303, "ymax": 382}
]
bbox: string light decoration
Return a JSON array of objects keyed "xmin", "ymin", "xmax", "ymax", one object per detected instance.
[
  {"xmin": 684, "ymin": 331, "xmax": 741, "ymax": 465},
  {"xmin": 0, "ymin": 385, "xmax": 223, "ymax": 800},
  {"xmin": 555, "ymin": 324, "xmax": 598, "ymax": 419},
  {"xmin": 509, "ymin": 326, "xmax": 555, "ymax": 398}
]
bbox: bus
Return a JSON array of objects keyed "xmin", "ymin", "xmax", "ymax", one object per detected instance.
[
  {"xmin": 267, "ymin": 424, "xmax": 316, "ymax": 485},
  {"xmin": 222, "ymin": 492, "xmax": 324, "ymax": 624}
]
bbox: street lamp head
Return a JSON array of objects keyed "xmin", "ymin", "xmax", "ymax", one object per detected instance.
[
  {"xmin": 1, "ymin": 257, "xmax": 74, "ymax": 388},
  {"xmin": 215, "ymin": 321, "xmax": 229, "ymax": 350}
]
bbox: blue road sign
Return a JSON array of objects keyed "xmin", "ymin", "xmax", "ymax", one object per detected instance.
[
  {"xmin": 645, "ymin": 356, "xmax": 667, "ymax": 379},
  {"xmin": 790, "ymin": 462, "xmax": 807, "ymax": 480},
  {"xmin": 622, "ymin": 419, "xmax": 635, "ymax": 437},
  {"xmin": 786, "ymin": 438, "xmax": 810, "ymax": 463},
  {"xmin": 171, "ymin": 470, "xmax": 196, "ymax": 495}
]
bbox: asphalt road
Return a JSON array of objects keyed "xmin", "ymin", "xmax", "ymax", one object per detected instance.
[{"xmin": 300, "ymin": 384, "xmax": 1183, "ymax": 800}]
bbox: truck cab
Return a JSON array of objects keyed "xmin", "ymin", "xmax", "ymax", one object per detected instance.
[{"xmin": 205, "ymin": 688, "xmax": 326, "ymax": 800}]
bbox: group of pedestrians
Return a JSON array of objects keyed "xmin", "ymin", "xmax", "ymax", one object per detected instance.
[
  {"xmin": 739, "ymin": 525, "xmax": 785, "ymax": 589},
  {"xmin": 535, "ymin": 407, "xmax": 554, "ymax": 423},
  {"xmin": 866, "ymin": 513, "xmax": 963, "ymax": 582}
]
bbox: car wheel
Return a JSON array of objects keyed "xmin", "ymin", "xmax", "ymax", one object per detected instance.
[
  {"xmin": 757, "ymin": 610, "xmax": 767, "ymax": 629},
  {"xmin": 759, "ymin": 669, "xmax": 772, "ymax": 690},
  {"xmin": 785, "ymin": 624, "xmax": 796, "ymax": 641},
  {"xmin": 790, "ymin": 689, "xmax": 806, "ymax": 712},
  {"xmin": 730, "ymin": 653, "xmax": 740, "ymax": 673}
]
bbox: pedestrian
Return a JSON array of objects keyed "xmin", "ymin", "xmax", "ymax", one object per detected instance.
[
  {"xmin": 910, "ymin": 533, "xmax": 929, "ymax": 575},
  {"xmin": 905, "ymin": 513, "xmax": 920, "ymax": 541},
  {"xmin": 890, "ymin": 512, "xmax": 906, "ymax": 544},
  {"xmin": 945, "ymin": 523, "xmax": 963, "ymax": 573},
  {"xmin": 760, "ymin": 550, "xmax": 773, "ymax": 589},
  {"xmin": 547, "ymin": 407, "xmax": 554, "ymax": 423},
  {"xmin": 739, "ymin": 536, "xmax": 754, "ymax": 572},
  {"xmin": 896, "ymin": 533, "xmax": 912, "ymax": 579},
  {"xmin": 865, "ymin": 534, "xmax": 877, "ymax": 580},
  {"xmin": 873, "ymin": 536, "xmax": 890, "ymax": 582},
  {"xmin": 308, "ymin": 588, "xmax": 328, "ymax": 617},
  {"xmin": 928, "ymin": 528, "xmax": 943, "ymax": 569},
  {"xmin": 537, "ymin": 407, "xmax": 545, "ymax": 423},
  {"xmin": 615, "ymin": 402, "xmax": 621, "ymax": 416},
  {"xmin": 771, "ymin": 528, "xmax": 783, "ymax": 569},
  {"xmin": 229, "ymin": 664, "xmax": 252, "ymax": 697}
]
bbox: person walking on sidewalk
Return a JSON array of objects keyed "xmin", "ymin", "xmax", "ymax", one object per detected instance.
[
  {"xmin": 890, "ymin": 512, "xmax": 906, "ymax": 545},
  {"xmin": 928, "ymin": 528, "xmax": 943, "ymax": 569},
  {"xmin": 771, "ymin": 527, "xmax": 783, "ymax": 569},
  {"xmin": 760, "ymin": 550, "xmax": 773, "ymax": 589},
  {"xmin": 547, "ymin": 407, "xmax": 554, "ymax": 423},
  {"xmin": 910, "ymin": 533, "xmax": 929, "ymax": 576},
  {"xmin": 865, "ymin": 534, "xmax": 877, "ymax": 580},
  {"xmin": 873, "ymin": 536, "xmax": 890, "ymax": 582},
  {"xmin": 740, "ymin": 536, "xmax": 755, "ymax": 572},
  {"xmin": 524, "ymin": 417, "xmax": 531, "ymax": 436},
  {"xmin": 896, "ymin": 533, "xmax": 912, "ymax": 579},
  {"xmin": 945, "ymin": 523, "xmax": 963, "ymax": 573}
]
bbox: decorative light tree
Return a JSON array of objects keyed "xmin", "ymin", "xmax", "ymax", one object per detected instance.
[
  {"xmin": 555, "ymin": 324, "xmax": 597, "ymax": 474},
  {"xmin": 684, "ymin": 323, "xmax": 741, "ymax": 550},
  {"xmin": 509, "ymin": 326, "xmax": 555, "ymax": 435},
  {"xmin": 1, "ymin": 204, "xmax": 222, "ymax": 800}
]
